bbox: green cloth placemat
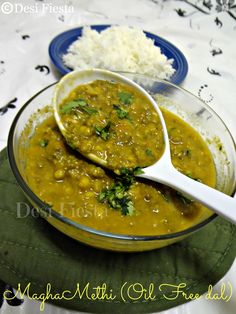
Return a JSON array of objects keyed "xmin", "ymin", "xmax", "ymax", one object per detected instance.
[{"xmin": 0, "ymin": 148, "xmax": 235, "ymax": 313}]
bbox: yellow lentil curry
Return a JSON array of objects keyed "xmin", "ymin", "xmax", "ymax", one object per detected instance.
[
  {"xmin": 20, "ymin": 80, "xmax": 216, "ymax": 235},
  {"xmin": 59, "ymin": 80, "xmax": 164, "ymax": 171}
]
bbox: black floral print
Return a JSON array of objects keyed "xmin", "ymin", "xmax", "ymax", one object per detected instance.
[
  {"xmin": 210, "ymin": 47, "xmax": 223, "ymax": 55},
  {"xmin": 215, "ymin": 16, "xmax": 223, "ymax": 27},
  {"xmin": 22, "ymin": 35, "xmax": 30, "ymax": 40},
  {"xmin": 207, "ymin": 67, "xmax": 221, "ymax": 75},
  {"xmin": 203, "ymin": 0, "xmax": 213, "ymax": 10},
  {"xmin": 216, "ymin": 0, "xmax": 236, "ymax": 12},
  {"xmin": 175, "ymin": 8, "xmax": 187, "ymax": 16},
  {"xmin": 209, "ymin": 39, "xmax": 223, "ymax": 56},
  {"xmin": 176, "ymin": 0, "xmax": 236, "ymax": 20},
  {"xmin": 176, "ymin": 0, "xmax": 211, "ymax": 14},
  {"xmin": 216, "ymin": 0, "xmax": 236, "ymax": 19},
  {"xmin": 35, "ymin": 65, "xmax": 50, "ymax": 75},
  {"xmin": 0, "ymin": 98, "xmax": 17, "ymax": 116}
]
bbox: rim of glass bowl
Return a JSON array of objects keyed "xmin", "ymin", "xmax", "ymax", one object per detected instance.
[{"xmin": 7, "ymin": 74, "xmax": 236, "ymax": 242}]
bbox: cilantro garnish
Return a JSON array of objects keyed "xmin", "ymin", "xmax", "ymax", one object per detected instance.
[
  {"xmin": 118, "ymin": 167, "xmax": 144, "ymax": 186},
  {"xmin": 98, "ymin": 182, "xmax": 134, "ymax": 216},
  {"xmin": 98, "ymin": 166, "xmax": 143, "ymax": 216},
  {"xmin": 113, "ymin": 104, "xmax": 129, "ymax": 119},
  {"xmin": 60, "ymin": 99, "xmax": 97, "ymax": 115},
  {"xmin": 121, "ymin": 199, "xmax": 135, "ymax": 216},
  {"xmin": 39, "ymin": 139, "xmax": 49, "ymax": 147},
  {"xmin": 145, "ymin": 148, "xmax": 153, "ymax": 156},
  {"xmin": 95, "ymin": 122, "xmax": 111, "ymax": 141},
  {"xmin": 118, "ymin": 92, "xmax": 134, "ymax": 105}
]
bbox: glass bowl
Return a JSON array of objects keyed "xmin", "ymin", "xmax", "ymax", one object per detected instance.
[{"xmin": 7, "ymin": 73, "xmax": 236, "ymax": 252}]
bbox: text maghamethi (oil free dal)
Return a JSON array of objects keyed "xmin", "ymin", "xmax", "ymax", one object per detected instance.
[{"xmin": 3, "ymin": 281, "xmax": 233, "ymax": 311}]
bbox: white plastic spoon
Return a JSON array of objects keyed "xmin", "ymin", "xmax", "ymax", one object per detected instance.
[{"xmin": 53, "ymin": 69, "xmax": 236, "ymax": 224}]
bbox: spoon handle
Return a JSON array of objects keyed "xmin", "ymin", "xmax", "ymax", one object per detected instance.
[{"xmin": 141, "ymin": 166, "xmax": 236, "ymax": 224}]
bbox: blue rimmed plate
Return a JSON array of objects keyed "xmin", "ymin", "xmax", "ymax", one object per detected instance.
[{"xmin": 49, "ymin": 25, "xmax": 188, "ymax": 85}]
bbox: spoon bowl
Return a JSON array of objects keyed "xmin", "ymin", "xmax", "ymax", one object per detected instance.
[
  {"xmin": 53, "ymin": 69, "xmax": 236, "ymax": 225},
  {"xmin": 53, "ymin": 68, "xmax": 168, "ymax": 168}
]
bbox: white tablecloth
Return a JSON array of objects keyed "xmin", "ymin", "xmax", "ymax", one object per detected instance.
[{"xmin": 0, "ymin": 0, "xmax": 236, "ymax": 313}]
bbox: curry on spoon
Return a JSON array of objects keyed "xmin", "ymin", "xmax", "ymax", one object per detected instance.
[{"xmin": 53, "ymin": 69, "xmax": 236, "ymax": 224}]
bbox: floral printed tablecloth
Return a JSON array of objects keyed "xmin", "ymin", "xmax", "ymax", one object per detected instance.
[{"xmin": 0, "ymin": 0, "xmax": 236, "ymax": 313}]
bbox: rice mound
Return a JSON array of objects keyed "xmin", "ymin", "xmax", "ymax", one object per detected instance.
[{"xmin": 62, "ymin": 26, "xmax": 175, "ymax": 80}]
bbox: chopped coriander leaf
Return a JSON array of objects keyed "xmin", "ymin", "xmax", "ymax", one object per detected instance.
[
  {"xmin": 97, "ymin": 166, "xmax": 142, "ymax": 216},
  {"xmin": 118, "ymin": 92, "xmax": 134, "ymax": 105},
  {"xmin": 98, "ymin": 191, "xmax": 107, "ymax": 202},
  {"xmin": 81, "ymin": 106, "xmax": 98, "ymax": 115},
  {"xmin": 145, "ymin": 148, "xmax": 153, "ymax": 156},
  {"xmin": 60, "ymin": 99, "xmax": 84, "ymax": 114},
  {"xmin": 98, "ymin": 182, "xmax": 134, "ymax": 216},
  {"xmin": 119, "ymin": 166, "xmax": 143, "ymax": 176},
  {"xmin": 39, "ymin": 139, "xmax": 49, "ymax": 147},
  {"xmin": 113, "ymin": 104, "xmax": 129, "ymax": 119},
  {"xmin": 115, "ymin": 167, "xmax": 144, "ymax": 188},
  {"xmin": 60, "ymin": 99, "xmax": 97, "ymax": 115},
  {"xmin": 95, "ymin": 122, "xmax": 111, "ymax": 141},
  {"xmin": 133, "ymin": 167, "xmax": 144, "ymax": 175},
  {"xmin": 121, "ymin": 199, "xmax": 134, "ymax": 216}
]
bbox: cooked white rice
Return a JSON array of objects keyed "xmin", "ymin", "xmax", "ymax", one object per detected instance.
[{"xmin": 62, "ymin": 26, "xmax": 175, "ymax": 80}]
